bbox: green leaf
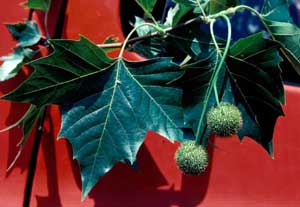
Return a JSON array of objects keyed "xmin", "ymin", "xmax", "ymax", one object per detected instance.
[
  {"xmin": 59, "ymin": 58, "xmax": 185, "ymax": 199},
  {"xmin": 164, "ymin": 3, "xmax": 191, "ymax": 27},
  {"xmin": 230, "ymin": 32, "xmax": 285, "ymax": 104},
  {"xmin": 1, "ymin": 36, "xmax": 185, "ymax": 197},
  {"xmin": 0, "ymin": 47, "xmax": 34, "ymax": 82},
  {"xmin": 262, "ymin": 0, "xmax": 293, "ymax": 23},
  {"xmin": 173, "ymin": 48, "xmax": 224, "ymax": 145},
  {"xmin": 226, "ymin": 33, "xmax": 284, "ymax": 154},
  {"xmin": 134, "ymin": 16, "xmax": 156, "ymax": 36},
  {"xmin": 135, "ymin": 0, "xmax": 158, "ymax": 18},
  {"xmin": 262, "ymin": 0, "xmax": 300, "ymax": 75},
  {"xmin": 1, "ymin": 36, "xmax": 114, "ymax": 106},
  {"xmin": 132, "ymin": 24, "xmax": 217, "ymax": 60},
  {"xmin": 174, "ymin": 32, "xmax": 284, "ymax": 154},
  {"xmin": 5, "ymin": 21, "xmax": 41, "ymax": 47},
  {"xmin": 209, "ymin": 0, "xmax": 239, "ymax": 14},
  {"xmin": 23, "ymin": 0, "xmax": 50, "ymax": 11}
]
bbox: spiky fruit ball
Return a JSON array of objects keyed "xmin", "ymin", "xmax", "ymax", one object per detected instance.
[
  {"xmin": 207, "ymin": 102, "xmax": 243, "ymax": 137},
  {"xmin": 175, "ymin": 141, "xmax": 209, "ymax": 175}
]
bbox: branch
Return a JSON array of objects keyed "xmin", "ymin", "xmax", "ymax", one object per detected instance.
[
  {"xmin": 97, "ymin": 16, "xmax": 206, "ymax": 49},
  {"xmin": 38, "ymin": 15, "xmax": 205, "ymax": 49}
]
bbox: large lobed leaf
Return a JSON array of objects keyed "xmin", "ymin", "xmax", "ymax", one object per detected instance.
[
  {"xmin": 2, "ymin": 36, "xmax": 185, "ymax": 199},
  {"xmin": 226, "ymin": 32, "xmax": 284, "ymax": 154},
  {"xmin": 59, "ymin": 58, "xmax": 184, "ymax": 198},
  {"xmin": 2, "ymin": 36, "xmax": 114, "ymax": 105},
  {"xmin": 174, "ymin": 32, "xmax": 284, "ymax": 155}
]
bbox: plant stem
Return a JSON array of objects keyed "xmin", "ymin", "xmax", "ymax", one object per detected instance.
[
  {"xmin": 194, "ymin": 14, "xmax": 232, "ymax": 145},
  {"xmin": 118, "ymin": 23, "xmax": 165, "ymax": 58},
  {"xmin": 196, "ymin": 0, "xmax": 207, "ymax": 18},
  {"xmin": 213, "ymin": 84, "xmax": 220, "ymax": 105},
  {"xmin": 210, "ymin": 19, "xmax": 220, "ymax": 52},
  {"xmin": 211, "ymin": 14, "xmax": 232, "ymax": 95},
  {"xmin": 210, "ymin": 19, "xmax": 220, "ymax": 106},
  {"xmin": 97, "ymin": 15, "xmax": 205, "ymax": 49}
]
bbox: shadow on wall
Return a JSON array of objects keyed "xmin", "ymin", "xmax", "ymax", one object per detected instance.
[
  {"xmin": 31, "ymin": 126, "xmax": 215, "ymax": 207},
  {"xmin": 69, "ymin": 133, "xmax": 214, "ymax": 207},
  {"xmin": 35, "ymin": 108, "xmax": 62, "ymax": 207},
  {"xmin": 0, "ymin": 69, "xmax": 33, "ymax": 176}
]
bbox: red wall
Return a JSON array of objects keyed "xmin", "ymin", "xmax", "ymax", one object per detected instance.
[{"xmin": 1, "ymin": 1, "xmax": 300, "ymax": 206}]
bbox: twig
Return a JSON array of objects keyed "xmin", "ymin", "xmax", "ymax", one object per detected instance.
[{"xmin": 97, "ymin": 15, "xmax": 206, "ymax": 49}]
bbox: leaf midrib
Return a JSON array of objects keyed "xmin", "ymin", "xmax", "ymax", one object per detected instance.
[{"xmin": 85, "ymin": 60, "xmax": 121, "ymax": 189}]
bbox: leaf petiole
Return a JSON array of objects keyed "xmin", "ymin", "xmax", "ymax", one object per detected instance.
[
  {"xmin": 194, "ymin": 14, "xmax": 232, "ymax": 144},
  {"xmin": 118, "ymin": 23, "xmax": 165, "ymax": 59}
]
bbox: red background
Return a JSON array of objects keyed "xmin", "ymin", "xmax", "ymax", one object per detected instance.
[{"xmin": 1, "ymin": 1, "xmax": 300, "ymax": 206}]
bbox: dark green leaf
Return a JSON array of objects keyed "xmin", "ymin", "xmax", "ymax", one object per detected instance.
[
  {"xmin": 132, "ymin": 24, "xmax": 217, "ymax": 60},
  {"xmin": 1, "ymin": 35, "xmax": 185, "ymax": 198},
  {"xmin": 0, "ymin": 47, "xmax": 34, "ymax": 82},
  {"xmin": 173, "ymin": 48, "xmax": 225, "ymax": 145},
  {"xmin": 209, "ymin": 0, "xmax": 239, "ymax": 14},
  {"xmin": 174, "ymin": 32, "xmax": 284, "ymax": 155},
  {"xmin": 5, "ymin": 21, "xmax": 41, "ymax": 47},
  {"xmin": 226, "ymin": 33, "xmax": 284, "ymax": 154},
  {"xmin": 230, "ymin": 32, "xmax": 285, "ymax": 104},
  {"xmin": 262, "ymin": 0, "xmax": 300, "ymax": 75},
  {"xmin": 59, "ymin": 58, "xmax": 185, "ymax": 199},
  {"xmin": 23, "ymin": 0, "xmax": 50, "ymax": 11},
  {"xmin": 2, "ymin": 36, "xmax": 114, "ymax": 106}
]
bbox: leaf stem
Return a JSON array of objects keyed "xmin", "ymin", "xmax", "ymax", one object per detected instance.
[
  {"xmin": 196, "ymin": 0, "xmax": 207, "ymax": 17},
  {"xmin": 118, "ymin": 23, "xmax": 165, "ymax": 59},
  {"xmin": 194, "ymin": 14, "xmax": 232, "ymax": 144},
  {"xmin": 211, "ymin": 14, "xmax": 232, "ymax": 95},
  {"xmin": 213, "ymin": 84, "xmax": 220, "ymax": 105},
  {"xmin": 210, "ymin": 19, "xmax": 220, "ymax": 106}
]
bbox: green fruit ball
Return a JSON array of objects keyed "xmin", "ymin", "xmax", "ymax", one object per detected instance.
[
  {"xmin": 207, "ymin": 102, "xmax": 243, "ymax": 137},
  {"xmin": 175, "ymin": 141, "xmax": 209, "ymax": 175}
]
